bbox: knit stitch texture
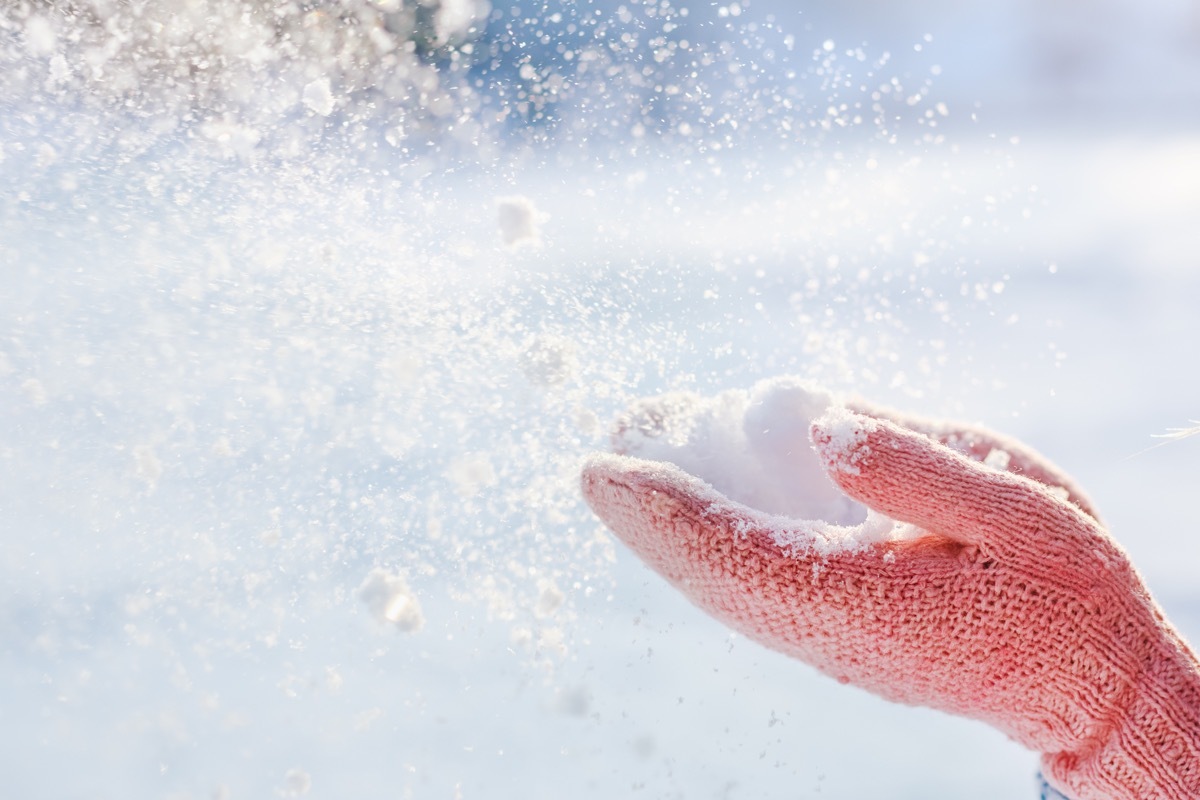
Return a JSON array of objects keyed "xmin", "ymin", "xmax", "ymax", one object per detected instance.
[{"xmin": 581, "ymin": 408, "xmax": 1200, "ymax": 800}]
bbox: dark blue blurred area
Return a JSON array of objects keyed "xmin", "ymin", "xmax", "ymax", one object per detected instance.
[
  {"xmin": 5, "ymin": 0, "xmax": 1198, "ymax": 179},
  {"xmin": 474, "ymin": 0, "xmax": 1200, "ymax": 131}
]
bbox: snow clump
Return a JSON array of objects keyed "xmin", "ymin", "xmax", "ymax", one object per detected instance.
[
  {"xmin": 496, "ymin": 195, "xmax": 544, "ymax": 247},
  {"xmin": 302, "ymin": 78, "xmax": 336, "ymax": 117},
  {"xmin": 809, "ymin": 405, "xmax": 879, "ymax": 476},
  {"xmin": 279, "ymin": 768, "xmax": 312, "ymax": 797},
  {"xmin": 606, "ymin": 378, "xmax": 921, "ymax": 556},
  {"xmin": 358, "ymin": 569, "xmax": 424, "ymax": 632},
  {"xmin": 613, "ymin": 377, "xmax": 867, "ymax": 525}
]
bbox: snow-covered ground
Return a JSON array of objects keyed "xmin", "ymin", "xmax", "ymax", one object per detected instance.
[{"xmin": 2, "ymin": 1, "xmax": 1199, "ymax": 798}]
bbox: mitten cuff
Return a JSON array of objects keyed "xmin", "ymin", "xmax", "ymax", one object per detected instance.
[{"xmin": 1038, "ymin": 772, "xmax": 1074, "ymax": 800}]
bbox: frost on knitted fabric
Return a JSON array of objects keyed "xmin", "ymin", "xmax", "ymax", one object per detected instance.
[
  {"xmin": 809, "ymin": 405, "xmax": 881, "ymax": 477},
  {"xmin": 608, "ymin": 377, "xmax": 916, "ymax": 556}
]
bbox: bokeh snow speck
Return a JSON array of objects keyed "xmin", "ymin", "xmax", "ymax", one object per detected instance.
[{"xmin": 3, "ymin": 1, "xmax": 1200, "ymax": 798}]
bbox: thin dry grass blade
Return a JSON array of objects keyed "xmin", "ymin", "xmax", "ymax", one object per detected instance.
[{"xmin": 1150, "ymin": 421, "xmax": 1200, "ymax": 441}]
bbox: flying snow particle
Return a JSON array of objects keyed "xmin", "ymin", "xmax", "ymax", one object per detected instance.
[
  {"xmin": 554, "ymin": 685, "xmax": 591, "ymax": 717},
  {"xmin": 354, "ymin": 708, "xmax": 384, "ymax": 731},
  {"xmin": 520, "ymin": 336, "xmax": 577, "ymax": 387},
  {"xmin": 302, "ymin": 78, "xmax": 335, "ymax": 117},
  {"xmin": 279, "ymin": 768, "xmax": 312, "ymax": 797},
  {"xmin": 201, "ymin": 119, "xmax": 262, "ymax": 161},
  {"xmin": 376, "ymin": 353, "xmax": 423, "ymax": 392},
  {"xmin": 23, "ymin": 15, "xmax": 57, "ymax": 57},
  {"xmin": 35, "ymin": 143, "xmax": 58, "ymax": 168},
  {"xmin": 633, "ymin": 734, "xmax": 657, "ymax": 758},
  {"xmin": 133, "ymin": 444, "xmax": 163, "ymax": 485},
  {"xmin": 446, "ymin": 454, "xmax": 498, "ymax": 495},
  {"xmin": 510, "ymin": 626, "xmax": 533, "ymax": 649},
  {"xmin": 21, "ymin": 378, "xmax": 47, "ymax": 406},
  {"xmin": 358, "ymin": 568, "xmax": 424, "ymax": 632},
  {"xmin": 537, "ymin": 626, "xmax": 567, "ymax": 656},
  {"xmin": 535, "ymin": 579, "xmax": 565, "ymax": 618},
  {"xmin": 983, "ymin": 448, "xmax": 1012, "ymax": 471},
  {"xmin": 435, "ymin": 0, "xmax": 480, "ymax": 43},
  {"xmin": 575, "ymin": 407, "xmax": 601, "ymax": 437},
  {"xmin": 496, "ymin": 195, "xmax": 543, "ymax": 246}
]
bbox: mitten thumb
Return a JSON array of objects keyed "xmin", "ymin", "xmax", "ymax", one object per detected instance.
[{"xmin": 810, "ymin": 408, "xmax": 1101, "ymax": 560}]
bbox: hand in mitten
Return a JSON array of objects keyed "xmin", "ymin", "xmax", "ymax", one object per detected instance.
[{"xmin": 581, "ymin": 389, "xmax": 1200, "ymax": 800}]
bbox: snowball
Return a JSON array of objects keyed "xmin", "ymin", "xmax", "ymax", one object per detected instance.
[
  {"xmin": 358, "ymin": 569, "xmax": 424, "ymax": 632},
  {"xmin": 610, "ymin": 378, "xmax": 918, "ymax": 556},
  {"xmin": 496, "ymin": 195, "xmax": 543, "ymax": 246},
  {"xmin": 614, "ymin": 377, "xmax": 866, "ymax": 525}
]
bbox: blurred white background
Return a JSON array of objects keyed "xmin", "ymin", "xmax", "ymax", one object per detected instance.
[{"xmin": 2, "ymin": 1, "xmax": 1198, "ymax": 798}]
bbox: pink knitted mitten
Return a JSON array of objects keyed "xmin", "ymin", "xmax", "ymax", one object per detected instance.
[{"xmin": 582, "ymin": 405, "xmax": 1200, "ymax": 800}]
